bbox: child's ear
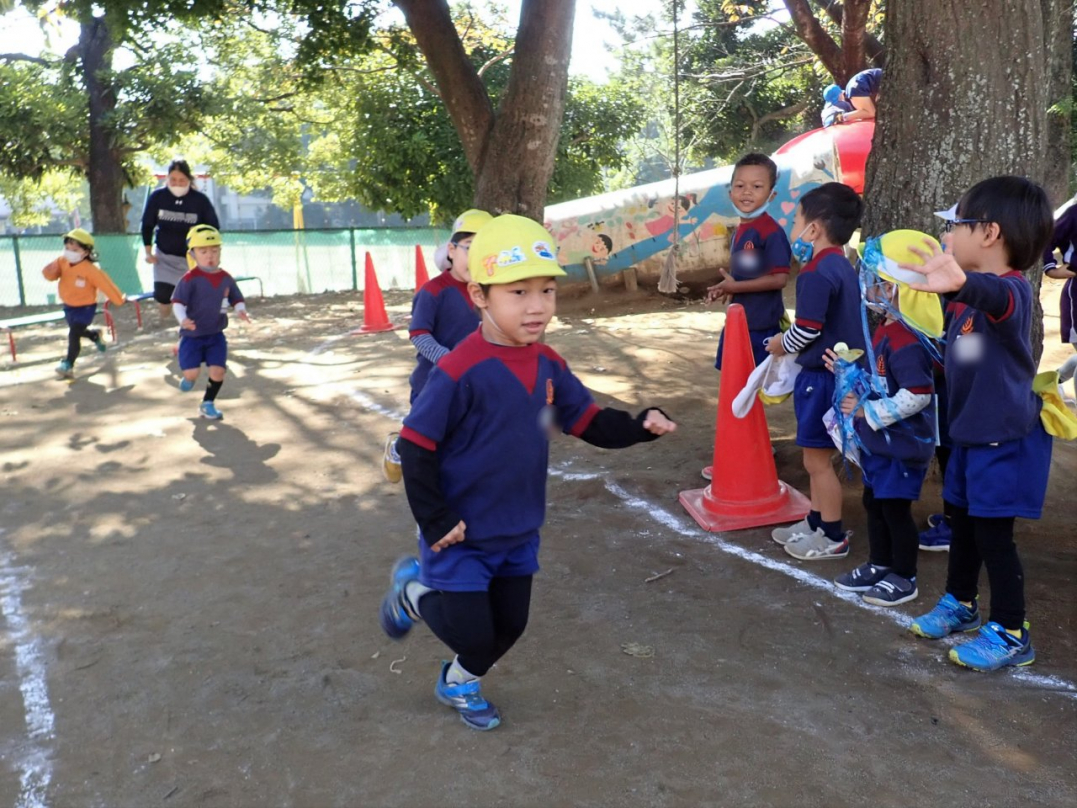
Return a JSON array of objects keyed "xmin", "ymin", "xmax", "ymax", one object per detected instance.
[
  {"xmin": 467, "ymin": 281, "xmax": 487, "ymax": 309},
  {"xmin": 981, "ymin": 222, "xmax": 1003, "ymax": 248}
]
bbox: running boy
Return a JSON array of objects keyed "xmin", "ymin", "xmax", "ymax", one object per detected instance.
[
  {"xmin": 830, "ymin": 230, "xmax": 943, "ymax": 605},
  {"xmin": 378, "ymin": 215, "xmax": 676, "ymax": 731},
  {"xmin": 171, "ymin": 225, "xmax": 249, "ymax": 420},
  {"xmin": 41, "ymin": 228, "xmax": 126, "ymax": 379},
  {"xmin": 382, "ymin": 209, "xmax": 492, "ymax": 483},
  {"xmin": 766, "ymin": 182, "xmax": 866, "ymax": 560},
  {"xmin": 906, "ymin": 176, "xmax": 1055, "ymax": 671},
  {"xmin": 707, "ymin": 153, "xmax": 792, "ymax": 370}
]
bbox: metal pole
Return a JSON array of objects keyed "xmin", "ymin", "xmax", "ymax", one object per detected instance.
[
  {"xmin": 12, "ymin": 235, "xmax": 26, "ymax": 307},
  {"xmin": 350, "ymin": 229, "xmax": 358, "ymax": 290}
]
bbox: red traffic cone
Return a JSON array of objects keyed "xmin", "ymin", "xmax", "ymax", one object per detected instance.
[
  {"xmin": 414, "ymin": 245, "xmax": 430, "ymax": 293},
  {"xmin": 679, "ymin": 303, "xmax": 810, "ymax": 532},
  {"xmin": 352, "ymin": 252, "xmax": 397, "ymax": 334}
]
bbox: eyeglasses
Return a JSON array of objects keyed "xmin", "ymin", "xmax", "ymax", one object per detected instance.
[
  {"xmin": 451, "ymin": 241, "xmax": 470, "ymax": 251},
  {"xmin": 942, "ymin": 218, "xmax": 988, "ymax": 233}
]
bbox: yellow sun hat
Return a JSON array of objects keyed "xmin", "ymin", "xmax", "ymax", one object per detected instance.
[
  {"xmin": 186, "ymin": 224, "xmax": 222, "ymax": 250},
  {"xmin": 468, "ymin": 214, "xmax": 566, "ymax": 285},
  {"xmin": 63, "ymin": 228, "xmax": 94, "ymax": 248},
  {"xmin": 860, "ymin": 229, "xmax": 944, "ymax": 339},
  {"xmin": 451, "ymin": 209, "xmax": 493, "ymax": 237}
]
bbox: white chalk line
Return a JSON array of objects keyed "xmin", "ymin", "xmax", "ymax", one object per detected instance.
[
  {"xmin": 307, "ymin": 331, "xmax": 1077, "ymax": 701},
  {"xmin": 0, "ymin": 541, "xmax": 55, "ymax": 808}
]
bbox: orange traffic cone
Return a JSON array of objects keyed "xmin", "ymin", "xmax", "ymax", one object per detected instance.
[
  {"xmin": 414, "ymin": 245, "xmax": 430, "ymax": 292},
  {"xmin": 352, "ymin": 252, "xmax": 397, "ymax": 334},
  {"xmin": 679, "ymin": 303, "xmax": 810, "ymax": 532}
]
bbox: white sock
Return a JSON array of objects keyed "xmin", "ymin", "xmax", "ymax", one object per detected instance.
[
  {"xmin": 403, "ymin": 580, "xmax": 431, "ymax": 620},
  {"xmin": 445, "ymin": 656, "xmax": 479, "ymax": 685}
]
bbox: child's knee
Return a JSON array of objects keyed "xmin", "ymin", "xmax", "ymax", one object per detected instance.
[
  {"xmin": 208, "ymin": 365, "xmax": 226, "ymax": 381},
  {"xmin": 183, "ymin": 369, "xmax": 200, "ymax": 381},
  {"xmin": 802, "ymin": 448, "xmax": 833, "ymax": 475}
]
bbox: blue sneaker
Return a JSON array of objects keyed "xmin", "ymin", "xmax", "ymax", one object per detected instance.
[
  {"xmin": 92, "ymin": 330, "xmax": 107, "ymax": 353},
  {"xmin": 435, "ymin": 661, "xmax": 501, "ymax": 731},
  {"xmin": 950, "ymin": 621, "xmax": 1034, "ymax": 671},
  {"xmin": 862, "ymin": 572, "xmax": 918, "ymax": 606},
  {"xmin": 179, "ymin": 377, "xmax": 195, "ymax": 393},
  {"xmin": 910, "ymin": 593, "xmax": 980, "ymax": 639},
  {"xmin": 835, "ymin": 562, "xmax": 890, "ymax": 592},
  {"xmin": 199, "ymin": 401, "xmax": 223, "ymax": 420},
  {"xmin": 919, "ymin": 514, "xmax": 952, "ymax": 552},
  {"xmin": 378, "ymin": 556, "xmax": 420, "ymax": 640},
  {"xmin": 55, "ymin": 360, "xmax": 74, "ymax": 379}
]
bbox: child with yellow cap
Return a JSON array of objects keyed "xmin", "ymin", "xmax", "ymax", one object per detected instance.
[
  {"xmin": 378, "ymin": 214, "xmax": 676, "ymax": 731},
  {"xmin": 171, "ymin": 224, "xmax": 249, "ymax": 419},
  {"xmin": 41, "ymin": 228, "xmax": 126, "ymax": 378},
  {"xmin": 828, "ymin": 230, "xmax": 943, "ymax": 606},
  {"xmin": 382, "ymin": 209, "xmax": 492, "ymax": 483}
]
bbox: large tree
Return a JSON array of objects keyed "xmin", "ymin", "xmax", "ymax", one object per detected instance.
[{"xmin": 394, "ymin": 0, "xmax": 576, "ymax": 219}]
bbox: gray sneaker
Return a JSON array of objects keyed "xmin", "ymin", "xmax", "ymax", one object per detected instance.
[
  {"xmin": 784, "ymin": 527, "xmax": 850, "ymax": 561},
  {"xmin": 771, "ymin": 517, "xmax": 812, "ymax": 546}
]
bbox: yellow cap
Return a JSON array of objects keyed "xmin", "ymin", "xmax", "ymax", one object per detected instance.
[
  {"xmin": 468, "ymin": 214, "xmax": 566, "ymax": 285},
  {"xmin": 64, "ymin": 228, "xmax": 94, "ymax": 248},
  {"xmin": 186, "ymin": 224, "xmax": 222, "ymax": 250},
  {"xmin": 451, "ymin": 209, "xmax": 493, "ymax": 237},
  {"xmin": 861, "ymin": 229, "xmax": 944, "ymax": 339}
]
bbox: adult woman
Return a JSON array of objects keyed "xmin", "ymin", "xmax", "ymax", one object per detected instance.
[{"xmin": 141, "ymin": 160, "xmax": 220, "ymax": 318}]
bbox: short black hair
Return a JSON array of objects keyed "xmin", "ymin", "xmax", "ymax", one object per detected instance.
[
  {"xmin": 798, "ymin": 182, "xmax": 863, "ymax": 245},
  {"xmin": 733, "ymin": 153, "xmax": 778, "ymax": 190},
  {"xmin": 451, "ymin": 231, "xmax": 475, "ymax": 243},
  {"xmin": 167, "ymin": 159, "xmax": 196, "ymax": 189},
  {"xmin": 957, "ymin": 176, "xmax": 1053, "ymax": 270},
  {"xmin": 596, "ymin": 234, "xmax": 613, "ymax": 252}
]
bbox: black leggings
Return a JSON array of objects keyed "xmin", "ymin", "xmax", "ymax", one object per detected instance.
[
  {"xmin": 418, "ymin": 576, "xmax": 532, "ymax": 677},
  {"xmin": 66, "ymin": 323, "xmax": 101, "ymax": 364},
  {"xmin": 863, "ymin": 487, "xmax": 918, "ymax": 579},
  {"xmin": 945, "ymin": 506, "xmax": 1024, "ymax": 630}
]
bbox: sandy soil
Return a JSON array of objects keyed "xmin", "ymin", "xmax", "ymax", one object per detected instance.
[{"xmin": 1, "ymin": 277, "xmax": 1074, "ymax": 807}]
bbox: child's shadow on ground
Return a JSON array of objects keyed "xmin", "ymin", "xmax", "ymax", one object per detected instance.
[{"xmin": 190, "ymin": 420, "xmax": 281, "ymax": 484}]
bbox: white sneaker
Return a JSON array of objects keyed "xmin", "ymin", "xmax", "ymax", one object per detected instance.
[
  {"xmin": 784, "ymin": 528, "xmax": 851, "ymax": 561},
  {"xmin": 771, "ymin": 517, "xmax": 811, "ymax": 546}
]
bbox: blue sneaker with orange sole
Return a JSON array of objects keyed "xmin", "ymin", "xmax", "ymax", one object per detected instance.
[
  {"xmin": 950, "ymin": 621, "xmax": 1034, "ymax": 671},
  {"xmin": 910, "ymin": 593, "xmax": 980, "ymax": 639},
  {"xmin": 435, "ymin": 661, "xmax": 501, "ymax": 731},
  {"xmin": 378, "ymin": 556, "xmax": 420, "ymax": 640}
]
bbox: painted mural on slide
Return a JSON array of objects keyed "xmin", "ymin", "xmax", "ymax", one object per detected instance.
[{"xmin": 544, "ymin": 121, "xmax": 874, "ymax": 284}]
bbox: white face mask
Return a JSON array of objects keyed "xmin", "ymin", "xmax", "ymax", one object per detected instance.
[
  {"xmin": 63, "ymin": 249, "xmax": 86, "ymax": 263},
  {"xmin": 168, "ymin": 184, "xmax": 190, "ymax": 197}
]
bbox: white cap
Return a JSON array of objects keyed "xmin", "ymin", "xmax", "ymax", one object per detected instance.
[{"xmin": 934, "ymin": 203, "xmax": 959, "ymax": 221}]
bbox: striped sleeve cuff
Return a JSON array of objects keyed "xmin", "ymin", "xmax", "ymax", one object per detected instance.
[{"xmin": 782, "ymin": 322, "xmax": 821, "ymax": 353}]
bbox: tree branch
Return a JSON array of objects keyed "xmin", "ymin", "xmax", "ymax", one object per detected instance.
[
  {"xmin": 750, "ymin": 100, "xmax": 810, "ymax": 141},
  {"xmin": 0, "ymin": 52, "xmax": 57, "ymax": 66},
  {"xmin": 781, "ymin": 0, "xmax": 846, "ymax": 82},
  {"xmin": 811, "ymin": 0, "xmax": 886, "ymax": 66},
  {"xmin": 477, "ymin": 46, "xmax": 514, "ymax": 77}
]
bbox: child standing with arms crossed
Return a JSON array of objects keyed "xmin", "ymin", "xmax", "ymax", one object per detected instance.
[
  {"xmin": 382, "ymin": 209, "xmax": 491, "ymax": 483},
  {"xmin": 766, "ymin": 183, "xmax": 866, "ymax": 560},
  {"xmin": 378, "ymin": 215, "xmax": 676, "ymax": 731},
  {"xmin": 830, "ymin": 230, "xmax": 944, "ymax": 605},
  {"xmin": 907, "ymin": 177, "xmax": 1055, "ymax": 671},
  {"xmin": 703, "ymin": 153, "xmax": 791, "ymax": 480},
  {"xmin": 172, "ymin": 225, "xmax": 249, "ymax": 420},
  {"xmin": 42, "ymin": 229, "xmax": 126, "ymax": 379}
]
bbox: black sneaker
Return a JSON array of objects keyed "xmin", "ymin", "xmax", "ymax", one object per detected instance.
[
  {"xmin": 863, "ymin": 572, "xmax": 918, "ymax": 606},
  {"xmin": 834, "ymin": 562, "xmax": 889, "ymax": 592}
]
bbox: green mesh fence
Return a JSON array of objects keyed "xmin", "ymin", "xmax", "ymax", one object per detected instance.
[{"xmin": 0, "ymin": 227, "xmax": 451, "ymax": 308}]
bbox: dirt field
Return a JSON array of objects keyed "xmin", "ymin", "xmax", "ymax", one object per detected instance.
[{"xmin": 1, "ymin": 277, "xmax": 1075, "ymax": 808}]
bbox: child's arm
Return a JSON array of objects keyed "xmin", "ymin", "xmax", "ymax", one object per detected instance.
[
  {"xmin": 227, "ymin": 280, "xmax": 249, "ymax": 321},
  {"xmin": 716, "ymin": 273, "xmax": 788, "ymax": 295},
  {"xmin": 410, "ymin": 333, "xmax": 452, "ymax": 364},
  {"xmin": 90, "ymin": 266, "xmax": 126, "ymax": 306},
  {"xmin": 172, "ymin": 302, "xmax": 196, "ymax": 331},
  {"xmin": 1045, "ymin": 265, "xmax": 1075, "ymax": 279},
  {"xmin": 398, "ymin": 435, "xmax": 467, "ymax": 552},
  {"xmin": 42, "ymin": 259, "xmax": 62, "ymax": 282},
  {"xmin": 577, "ymin": 407, "xmax": 676, "ymax": 448},
  {"xmin": 857, "ymin": 389, "xmax": 932, "ymax": 430}
]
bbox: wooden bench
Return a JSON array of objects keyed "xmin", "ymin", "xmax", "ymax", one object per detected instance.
[{"xmin": 1, "ymin": 308, "xmax": 115, "ymax": 362}]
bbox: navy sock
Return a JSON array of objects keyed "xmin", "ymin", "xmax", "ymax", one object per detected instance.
[
  {"xmin": 820, "ymin": 519, "xmax": 844, "ymax": 542},
  {"xmin": 807, "ymin": 510, "xmax": 821, "ymax": 531}
]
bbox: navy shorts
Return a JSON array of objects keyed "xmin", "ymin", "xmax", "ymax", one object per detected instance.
[
  {"xmin": 64, "ymin": 304, "xmax": 97, "ymax": 327},
  {"xmin": 943, "ymin": 424, "xmax": 1052, "ymax": 519},
  {"xmin": 418, "ymin": 535, "xmax": 540, "ymax": 592},
  {"xmin": 861, "ymin": 451, "xmax": 928, "ymax": 501},
  {"xmin": 793, "ymin": 367, "xmax": 836, "ymax": 448},
  {"xmin": 178, "ymin": 332, "xmax": 227, "ymax": 371},
  {"xmin": 715, "ymin": 327, "xmax": 778, "ymax": 371}
]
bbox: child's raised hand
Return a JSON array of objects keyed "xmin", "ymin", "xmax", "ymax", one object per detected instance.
[
  {"xmin": 181, "ymin": 318, "xmax": 196, "ymax": 331},
  {"xmin": 840, "ymin": 392, "xmax": 861, "ymax": 416},
  {"xmin": 430, "ymin": 520, "xmax": 466, "ymax": 553},
  {"xmin": 904, "ymin": 237, "xmax": 966, "ymax": 293},
  {"xmin": 642, "ymin": 409, "xmax": 677, "ymax": 435}
]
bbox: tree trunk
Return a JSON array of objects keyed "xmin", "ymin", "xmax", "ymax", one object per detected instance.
[
  {"xmin": 79, "ymin": 16, "xmax": 126, "ymax": 233},
  {"xmin": 839, "ymin": 0, "xmax": 872, "ymax": 80},
  {"xmin": 1042, "ymin": 0, "xmax": 1074, "ymax": 208},
  {"xmin": 862, "ymin": 0, "xmax": 1048, "ymax": 358},
  {"xmin": 472, "ymin": 0, "xmax": 575, "ymax": 218}
]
